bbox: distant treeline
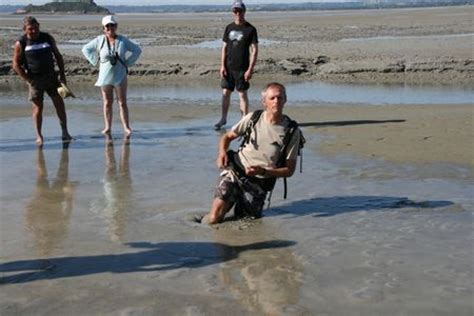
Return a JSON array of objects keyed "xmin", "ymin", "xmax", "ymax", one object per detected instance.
[{"xmin": 0, "ymin": 1, "xmax": 473, "ymax": 14}]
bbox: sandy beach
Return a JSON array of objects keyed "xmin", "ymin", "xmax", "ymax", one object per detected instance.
[{"xmin": 0, "ymin": 6, "xmax": 473, "ymax": 315}]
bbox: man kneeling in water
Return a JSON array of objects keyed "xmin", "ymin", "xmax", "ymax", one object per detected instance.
[{"xmin": 203, "ymin": 82, "xmax": 302, "ymax": 224}]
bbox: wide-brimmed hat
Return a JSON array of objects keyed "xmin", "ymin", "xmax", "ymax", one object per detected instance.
[
  {"xmin": 57, "ymin": 83, "xmax": 76, "ymax": 99},
  {"xmin": 102, "ymin": 15, "xmax": 117, "ymax": 26}
]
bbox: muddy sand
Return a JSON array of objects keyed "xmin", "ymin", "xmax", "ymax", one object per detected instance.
[
  {"xmin": 0, "ymin": 5, "xmax": 473, "ymax": 315},
  {"xmin": 0, "ymin": 6, "xmax": 473, "ymax": 85}
]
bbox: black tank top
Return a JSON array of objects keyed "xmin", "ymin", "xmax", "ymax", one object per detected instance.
[{"xmin": 19, "ymin": 32, "xmax": 55, "ymax": 75}]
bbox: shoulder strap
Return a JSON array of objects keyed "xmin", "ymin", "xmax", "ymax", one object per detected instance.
[
  {"xmin": 97, "ymin": 35, "xmax": 106, "ymax": 55},
  {"xmin": 19, "ymin": 35, "xmax": 27, "ymax": 51},
  {"xmin": 278, "ymin": 117, "xmax": 305, "ymax": 199},
  {"xmin": 240, "ymin": 109, "xmax": 263, "ymax": 149}
]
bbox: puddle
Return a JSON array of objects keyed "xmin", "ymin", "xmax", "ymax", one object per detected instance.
[
  {"xmin": 3, "ymin": 80, "xmax": 471, "ymax": 107},
  {"xmin": 340, "ymin": 33, "xmax": 474, "ymax": 42},
  {"xmin": 188, "ymin": 38, "xmax": 279, "ymax": 49}
]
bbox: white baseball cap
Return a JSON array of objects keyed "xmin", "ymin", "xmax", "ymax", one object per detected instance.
[{"xmin": 102, "ymin": 15, "xmax": 117, "ymax": 26}]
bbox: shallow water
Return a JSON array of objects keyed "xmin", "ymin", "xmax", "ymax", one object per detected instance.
[
  {"xmin": 0, "ymin": 104, "xmax": 472, "ymax": 314},
  {"xmin": 1, "ymin": 80, "xmax": 472, "ymax": 106},
  {"xmin": 340, "ymin": 32, "xmax": 474, "ymax": 42}
]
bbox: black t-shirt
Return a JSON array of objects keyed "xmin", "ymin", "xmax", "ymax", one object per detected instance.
[
  {"xmin": 19, "ymin": 32, "xmax": 55, "ymax": 75},
  {"xmin": 222, "ymin": 22, "xmax": 258, "ymax": 71}
]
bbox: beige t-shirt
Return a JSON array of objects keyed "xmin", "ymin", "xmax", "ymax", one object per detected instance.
[{"xmin": 232, "ymin": 111, "xmax": 301, "ymax": 170}]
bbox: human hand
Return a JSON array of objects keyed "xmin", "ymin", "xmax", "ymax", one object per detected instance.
[
  {"xmin": 59, "ymin": 73, "xmax": 67, "ymax": 85},
  {"xmin": 216, "ymin": 151, "xmax": 228, "ymax": 169},
  {"xmin": 246, "ymin": 166, "xmax": 265, "ymax": 177},
  {"xmin": 220, "ymin": 66, "xmax": 227, "ymax": 78},
  {"xmin": 244, "ymin": 69, "xmax": 253, "ymax": 81}
]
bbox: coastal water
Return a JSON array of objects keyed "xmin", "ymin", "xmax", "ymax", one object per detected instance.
[
  {"xmin": 1, "ymin": 72, "xmax": 472, "ymax": 315},
  {"xmin": 0, "ymin": 104, "xmax": 472, "ymax": 314},
  {"xmin": 1, "ymin": 80, "xmax": 473, "ymax": 106}
]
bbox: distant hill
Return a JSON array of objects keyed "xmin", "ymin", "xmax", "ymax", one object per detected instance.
[
  {"xmin": 11, "ymin": 1, "xmax": 109, "ymax": 14},
  {"xmin": 0, "ymin": 1, "xmax": 472, "ymax": 14},
  {"xmin": 107, "ymin": 1, "xmax": 473, "ymax": 13}
]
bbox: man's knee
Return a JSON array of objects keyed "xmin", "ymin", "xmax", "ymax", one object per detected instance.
[
  {"xmin": 222, "ymin": 89, "xmax": 232, "ymax": 97},
  {"xmin": 31, "ymin": 102, "xmax": 43, "ymax": 112}
]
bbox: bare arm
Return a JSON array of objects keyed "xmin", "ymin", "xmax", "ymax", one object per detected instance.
[
  {"xmin": 244, "ymin": 43, "xmax": 258, "ymax": 81},
  {"xmin": 246, "ymin": 159, "xmax": 296, "ymax": 178},
  {"xmin": 220, "ymin": 42, "xmax": 228, "ymax": 78},
  {"xmin": 216, "ymin": 130, "xmax": 239, "ymax": 169},
  {"xmin": 49, "ymin": 35, "xmax": 66, "ymax": 84},
  {"xmin": 12, "ymin": 42, "xmax": 30, "ymax": 83}
]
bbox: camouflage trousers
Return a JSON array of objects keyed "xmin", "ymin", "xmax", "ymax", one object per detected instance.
[{"xmin": 214, "ymin": 169, "xmax": 267, "ymax": 219}]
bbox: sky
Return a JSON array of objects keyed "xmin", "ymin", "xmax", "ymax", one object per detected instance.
[{"xmin": 2, "ymin": 0, "xmax": 354, "ymax": 5}]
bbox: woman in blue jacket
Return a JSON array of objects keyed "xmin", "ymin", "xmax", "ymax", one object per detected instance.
[{"xmin": 82, "ymin": 15, "xmax": 141, "ymax": 136}]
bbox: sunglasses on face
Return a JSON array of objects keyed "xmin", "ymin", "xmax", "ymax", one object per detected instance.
[
  {"xmin": 105, "ymin": 24, "xmax": 116, "ymax": 29},
  {"xmin": 232, "ymin": 9, "xmax": 244, "ymax": 14}
]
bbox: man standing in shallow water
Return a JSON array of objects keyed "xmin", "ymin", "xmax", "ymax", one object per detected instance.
[
  {"xmin": 12, "ymin": 16, "xmax": 73, "ymax": 146},
  {"xmin": 214, "ymin": 1, "xmax": 259, "ymax": 130}
]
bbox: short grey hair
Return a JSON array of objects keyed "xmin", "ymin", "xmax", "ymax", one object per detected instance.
[
  {"xmin": 261, "ymin": 82, "xmax": 287, "ymax": 103},
  {"xmin": 23, "ymin": 16, "xmax": 39, "ymax": 27}
]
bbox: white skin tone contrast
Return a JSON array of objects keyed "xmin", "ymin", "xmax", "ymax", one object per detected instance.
[
  {"xmin": 216, "ymin": 7, "xmax": 259, "ymax": 128},
  {"xmin": 207, "ymin": 85, "xmax": 297, "ymax": 224},
  {"xmin": 101, "ymin": 22, "xmax": 132, "ymax": 136}
]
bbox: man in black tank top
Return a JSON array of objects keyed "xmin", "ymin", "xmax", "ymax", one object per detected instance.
[{"xmin": 12, "ymin": 16, "xmax": 72, "ymax": 146}]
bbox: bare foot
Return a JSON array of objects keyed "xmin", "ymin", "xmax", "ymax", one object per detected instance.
[
  {"xmin": 62, "ymin": 133, "xmax": 73, "ymax": 142},
  {"xmin": 35, "ymin": 136, "xmax": 44, "ymax": 146},
  {"xmin": 124, "ymin": 128, "xmax": 132, "ymax": 136},
  {"xmin": 105, "ymin": 133, "xmax": 113, "ymax": 145},
  {"xmin": 123, "ymin": 134, "xmax": 131, "ymax": 145},
  {"xmin": 102, "ymin": 128, "xmax": 111, "ymax": 135},
  {"xmin": 214, "ymin": 120, "xmax": 226, "ymax": 130}
]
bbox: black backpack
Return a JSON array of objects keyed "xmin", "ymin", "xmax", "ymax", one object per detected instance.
[{"xmin": 239, "ymin": 109, "xmax": 305, "ymax": 200}]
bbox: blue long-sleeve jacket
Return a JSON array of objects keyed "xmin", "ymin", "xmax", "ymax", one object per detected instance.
[{"xmin": 82, "ymin": 35, "xmax": 141, "ymax": 87}]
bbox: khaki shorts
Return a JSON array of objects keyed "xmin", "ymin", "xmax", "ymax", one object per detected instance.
[
  {"xmin": 28, "ymin": 72, "xmax": 60, "ymax": 102},
  {"xmin": 214, "ymin": 169, "xmax": 267, "ymax": 219}
]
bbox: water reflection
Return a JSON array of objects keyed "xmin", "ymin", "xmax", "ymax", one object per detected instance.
[
  {"xmin": 212, "ymin": 223, "xmax": 306, "ymax": 314},
  {"xmin": 91, "ymin": 135, "xmax": 133, "ymax": 242},
  {"xmin": 2, "ymin": 80, "xmax": 473, "ymax": 106},
  {"xmin": 25, "ymin": 145, "xmax": 76, "ymax": 257}
]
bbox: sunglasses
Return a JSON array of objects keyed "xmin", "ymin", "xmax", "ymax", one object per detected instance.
[
  {"xmin": 232, "ymin": 9, "xmax": 244, "ymax": 14},
  {"xmin": 105, "ymin": 24, "xmax": 116, "ymax": 28}
]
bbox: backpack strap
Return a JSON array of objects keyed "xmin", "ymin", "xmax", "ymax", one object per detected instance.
[
  {"xmin": 97, "ymin": 35, "xmax": 106, "ymax": 62},
  {"xmin": 277, "ymin": 117, "xmax": 301, "ymax": 199},
  {"xmin": 239, "ymin": 111, "xmax": 305, "ymax": 200},
  {"xmin": 240, "ymin": 109, "xmax": 263, "ymax": 148}
]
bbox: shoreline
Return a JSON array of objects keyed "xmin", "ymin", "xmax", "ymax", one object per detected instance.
[{"xmin": 1, "ymin": 6, "xmax": 473, "ymax": 85}]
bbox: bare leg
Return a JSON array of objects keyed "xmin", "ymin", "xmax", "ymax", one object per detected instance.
[
  {"xmin": 101, "ymin": 85, "xmax": 114, "ymax": 134},
  {"xmin": 115, "ymin": 78, "xmax": 132, "ymax": 136},
  {"xmin": 31, "ymin": 100, "xmax": 44, "ymax": 145},
  {"xmin": 50, "ymin": 94, "xmax": 72, "ymax": 142},
  {"xmin": 237, "ymin": 90, "xmax": 249, "ymax": 116},
  {"xmin": 205, "ymin": 197, "xmax": 233, "ymax": 224},
  {"xmin": 215, "ymin": 89, "xmax": 232, "ymax": 129}
]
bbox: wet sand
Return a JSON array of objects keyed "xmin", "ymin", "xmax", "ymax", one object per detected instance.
[
  {"xmin": 0, "ymin": 99, "xmax": 472, "ymax": 314},
  {"xmin": 0, "ymin": 6, "xmax": 473, "ymax": 85},
  {"xmin": 0, "ymin": 5, "xmax": 473, "ymax": 315}
]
